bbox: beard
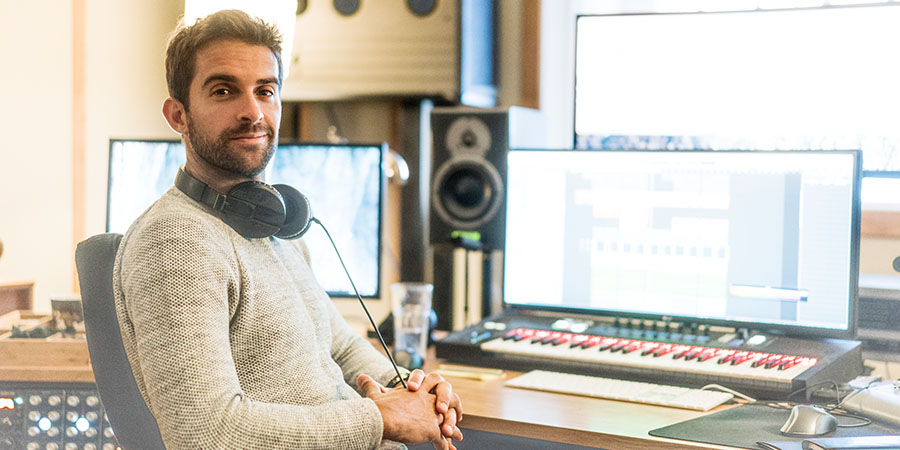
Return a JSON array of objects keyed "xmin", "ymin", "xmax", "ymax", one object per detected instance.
[{"xmin": 185, "ymin": 115, "xmax": 277, "ymax": 178}]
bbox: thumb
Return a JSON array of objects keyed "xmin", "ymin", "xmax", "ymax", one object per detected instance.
[{"xmin": 356, "ymin": 374, "xmax": 381, "ymax": 397}]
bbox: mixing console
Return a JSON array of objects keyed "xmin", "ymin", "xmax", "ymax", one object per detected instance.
[{"xmin": 0, "ymin": 382, "xmax": 119, "ymax": 450}]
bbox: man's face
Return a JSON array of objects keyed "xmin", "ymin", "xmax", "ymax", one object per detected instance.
[{"xmin": 183, "ymin": 40, "xmax": 281, "ymax": 178}]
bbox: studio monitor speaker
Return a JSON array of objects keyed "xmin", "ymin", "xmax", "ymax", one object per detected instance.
[
  {"xmin": 429, "ymin": 107, "xmax": 544, "ymax": 330},
  {"xmin": 283, "ymin": 0, "xmax": 497, "ymax": 105},
  {"xmin": 429, "ymin": 106, "xmax": 545, "ymax": 250}
]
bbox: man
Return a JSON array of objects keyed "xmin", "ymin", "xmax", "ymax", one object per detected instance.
[{"xmin": 113, "ymin": 10, "xmax": 462, "ymax": 449}]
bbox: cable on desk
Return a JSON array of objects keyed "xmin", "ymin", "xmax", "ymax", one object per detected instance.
[
  {"xmin": 700, "ymin": 384, "xmax": 756, "ymax": 404},
  {"xmin": 764, "ymin": 380, "xmax": 874, "ymax": 428}
]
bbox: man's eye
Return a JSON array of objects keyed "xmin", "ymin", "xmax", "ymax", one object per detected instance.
[
  {"xmin": 213, "ymin": 88, "xmax": 231, "ymax": 96},
  {"xmin": 258, "ymin": 88, "xmax": 275, "ymax": 97}
]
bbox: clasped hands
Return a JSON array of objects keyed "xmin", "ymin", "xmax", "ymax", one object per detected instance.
[{"xmin": 357, "ymin": 369, "xmax": 463, "ymax": 450}]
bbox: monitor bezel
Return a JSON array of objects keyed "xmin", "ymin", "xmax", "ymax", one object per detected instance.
[
  {"xmin": 501, "ymin": 148, "xmax": 862, "ymax": 340},
  {"xmin": 106, "ymin": 138, "xmax": 387, "ymax": 300}
]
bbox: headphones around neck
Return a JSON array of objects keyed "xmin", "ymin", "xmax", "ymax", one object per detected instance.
[{"xmin": 174, "ymin": 166, "xmax": 312, "ymax": 240}]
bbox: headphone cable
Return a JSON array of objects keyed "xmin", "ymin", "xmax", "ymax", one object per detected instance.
[{"xmin": 312, "ymin": 217, "xmax": 408, "ymax": 389}]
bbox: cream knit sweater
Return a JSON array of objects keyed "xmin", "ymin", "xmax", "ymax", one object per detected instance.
[{"xmin": 113, "ymin": 187, "xmax": 404, "ymax": 449}]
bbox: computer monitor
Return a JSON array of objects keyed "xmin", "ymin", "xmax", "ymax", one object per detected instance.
[
  {"xmin": 503, "ymin": 149, "xmax": 861, "ymax": 339},
  {"xmin": 107, "ymin": 139, "xmax": 385, "ymax": 298}
]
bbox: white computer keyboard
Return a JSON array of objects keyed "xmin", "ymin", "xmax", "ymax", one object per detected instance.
[{"xmin": 506, "ymin": 370, "xmax": 734, "ymax": 411}]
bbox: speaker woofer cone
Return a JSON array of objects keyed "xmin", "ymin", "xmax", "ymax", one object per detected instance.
[
  {"xmin": 431, "ymin": 157, "xmax": 504, "ymax": 230},
  {"xmin": 440, "ymin": 167, "xmax": 492, "ymax": 219}
]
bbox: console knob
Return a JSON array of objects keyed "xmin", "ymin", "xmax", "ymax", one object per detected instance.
[{"xmin": 47, "ymin": 396, "xmax": 61, "ymax": 406}]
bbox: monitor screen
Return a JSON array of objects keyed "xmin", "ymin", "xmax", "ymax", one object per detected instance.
[
  {"xmin": 107, "ymin": 139, "xmax": 385, "ymax": 298},
  {"xmin": 503, "ymin": 149, "xmax": 861, "ymax": 338},
  {"xmin": 573, "ymin": 7, "xmax": 900, "ymax": 174}
]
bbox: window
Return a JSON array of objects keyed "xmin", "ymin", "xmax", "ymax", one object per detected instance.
[{"xmin": 574, "ymin": 5, "xmax": 900, "ymax": 209}]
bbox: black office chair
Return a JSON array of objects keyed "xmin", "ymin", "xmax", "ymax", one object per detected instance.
[{"xmin": 76, "ymin": 233, "xmax": 166, "ymax": 450}]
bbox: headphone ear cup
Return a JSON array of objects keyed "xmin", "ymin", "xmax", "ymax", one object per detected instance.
[
  {"xmin": 222, "ymin": 181, "xmax": 287, "ymax": 239},
  {"xmin": 272, "ymin": 184, "xmax": 313, "ymax": 239}
]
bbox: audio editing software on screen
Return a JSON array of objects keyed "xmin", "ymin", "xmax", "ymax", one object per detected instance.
[{"xmin": 503, "ymin": 150, "xmax": 860, "ymax": 334}]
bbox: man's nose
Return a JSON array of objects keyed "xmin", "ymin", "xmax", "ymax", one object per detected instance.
[{"xmin": 238, "ymin": 94, "xmax": 264, "ymax": 123}]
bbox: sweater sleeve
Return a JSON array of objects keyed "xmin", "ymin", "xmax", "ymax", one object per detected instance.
[
  {"xmin": 328, "ymin": 297, "xmax": 409, "ymax": 389},
  {"xmin": 118, "ymin": 214, "xmax": 387, "ymax": 450}
]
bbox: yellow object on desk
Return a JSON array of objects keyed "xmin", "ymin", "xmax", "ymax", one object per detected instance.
[{"xmin": 435, "ymin": 363, "xmax": 506, "ymax": 381}]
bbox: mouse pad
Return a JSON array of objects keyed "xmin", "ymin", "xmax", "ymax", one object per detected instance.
[{"xmin": 649, "ymin": 403, "xmax": 900, "ymax": 450}]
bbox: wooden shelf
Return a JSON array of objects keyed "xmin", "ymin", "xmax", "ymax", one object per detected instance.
[
  {"xmin": 0, "ymin": 281, "xmax": 33, "ymax": 316},
  {"xmin": 0, "ymin": 309, "xmax": 93, "ymax": 383}
]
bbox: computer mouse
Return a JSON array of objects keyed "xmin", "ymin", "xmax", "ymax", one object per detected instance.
[{"xmin": 780, "ymin": 405, "xmax": 838, "ymax": 437}]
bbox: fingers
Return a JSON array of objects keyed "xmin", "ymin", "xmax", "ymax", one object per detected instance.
[
  {"xmin": 405, "ymin": 369, "xmax": 426, "ymax": 391},
  {"xmin": 417, "ymin": 373, "xmax": 463, "ymax": 424},
  {"xmin": 431, "ymin": 435, "xmax": 450, "ymax": 450},
  {"xmin": 418, "ymin": 372, "xmax": 447, "ymax": 394},
  {"xmin": 356, "ymin": 374, "xmax": 381, "ymax": 397},
  {"xmin": 441, "ymin": 408, "xmax": 457, "ymax": 438},
  {"xmin": 450, "ymin": 393, "xmax": 462, "ymax": 423},
  {"xmin": 433, "ymin": 379, "xmax": 453, "ymax": 414},
  {"xmin": 451, "ymin": 425, "xmax": 464, "ymax": 442},
  {"xmin": 430, "ymin": 411, "xmax": 449, "ymax": 450},
  {"xmin": 442, "ymin": 408, "xmax": 463, "ymax": 441}
]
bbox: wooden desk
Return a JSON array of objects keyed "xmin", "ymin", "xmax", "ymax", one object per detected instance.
[
  {"xmin": 424, "ymin": 360, "xmax": 740, "ymax": 450},
  {"xmin": 2, "ymin": 318, "xmax": 739, "ymax": 449},
  {"xmin": 342, "ymin": 318, "xmax": 742, "ymax": 449}
]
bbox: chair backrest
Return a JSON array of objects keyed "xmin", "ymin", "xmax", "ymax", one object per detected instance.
[{"xmin": 76, "ymin": 233, "xmax": 165, "ymax": 450}]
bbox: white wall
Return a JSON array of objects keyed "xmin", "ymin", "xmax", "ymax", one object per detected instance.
[
  {"xmin": 0, "ymin": 0, "xmax": 75, "ymax": 312},
  {"xmin": 83, "ymin": 0, "xmax": 183, "ymax": 244},
  {"xmin": 0, "ymin": 0, "xmax": 180, "ymax": 312}
]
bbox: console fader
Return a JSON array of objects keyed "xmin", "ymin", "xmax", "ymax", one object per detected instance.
[{"xmin": 0, "ymin": 382, "xmax": 119, "ymax": 450}]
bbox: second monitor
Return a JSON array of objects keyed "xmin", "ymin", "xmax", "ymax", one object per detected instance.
[{"xmin": 107, "ymin": 140, "xmax": 386, "ymax": 298}]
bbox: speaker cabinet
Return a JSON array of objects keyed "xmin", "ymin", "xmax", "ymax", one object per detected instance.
[
  {"xmin": 429, "ymin": 106, "xmax": 545, "ymax": 330},
  {"xmin": 283, "ymin": 0, "xmax": 497, "ymax": 105},
  {"xmin": 429, "ymin": 106, "xmax": 545, "ymax": 249}
]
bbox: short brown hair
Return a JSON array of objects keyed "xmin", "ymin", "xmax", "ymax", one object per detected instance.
[{"xmin": 165, "ymin": 9, "xmax": 283, "ymax": 110}]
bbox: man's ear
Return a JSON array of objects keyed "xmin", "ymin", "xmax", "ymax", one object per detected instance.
[{"xmin": 162, "ymin": 97, "xmax": 188, "ymax": 135}]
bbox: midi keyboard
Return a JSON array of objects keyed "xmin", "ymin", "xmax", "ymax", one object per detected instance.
[{"xmin": 435, "ymin": 313, "xmax": 864, "ymax": 400}]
